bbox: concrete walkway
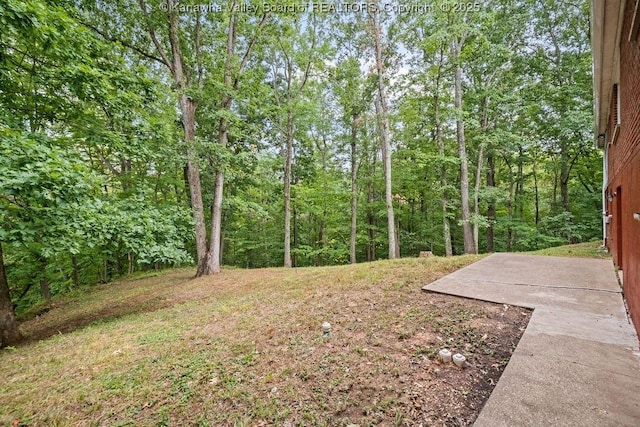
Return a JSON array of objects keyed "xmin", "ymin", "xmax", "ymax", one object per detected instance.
[{"xmin": 423, "ymin": 253, "xmax": 640, "ymax": 427}]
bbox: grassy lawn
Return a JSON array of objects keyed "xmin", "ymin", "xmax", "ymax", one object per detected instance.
[
  {"xmin": 526, "ymin": 240, "xmax": 610, "ymax": 259},
  {"xmin": 0, "ymin": 254, "xmax": 536, "ymax": 426}
]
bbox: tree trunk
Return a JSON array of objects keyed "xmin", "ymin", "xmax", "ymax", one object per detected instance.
[
  {"xmin": 100, "ymin": 256, "xmax": 107, "ymax": 283},
  {"xmin": 40, "ymin": 279, "xmax": 51, "ymax": 302},
  {"xmin": 367, "ymin": 180, "xmax": 376, "ymax": 262},
  {"xmin": 166, "ymin": 8, "xmax": 207, "ymax": 266},
  {"xmin": 138, "ymin": 0, "xmax": 215, "ymax": 271},
  {"xmin": 516, "ymin": 145, "xmax": 525, "ymax": 219},
  {"xmin": 473, "ymin": 144, "xmax": 484, "ymax": 254},
  {"xmin": 533, "ymin": 157, "xmax": 540, "ymax": 225},
  {"xmin": 199, "ymin": 169, "xmax": 224, "ymax": 275},
  {"xmin": 375, "ymin": 95, "xmax": 397, "ymax": 259},
  {"xmin": 438, "ymin": 148, "xmax": 452, "ymax": 256},
  {"xmin": 316, "ymin": 136, "xmax": 328, "ymax": 267},
  {"xmin": 350, "ymin": 115, "xmax": 358, "ymax": 264},
  {"xmin": 394, "ymin": 218, "xmax": 400, "ymax": 258},
  {"xmin": 486, "ymin": 154, "xmax": 496, "ymax": 252},
  {"xmin": 181, "ymin": 96, "xmax": 208, "ymax": 268},
  {"xmin": 277, "ymin": 49, "xmax": 308, "ymax": 270},
  {"xmin": 127, "ymin": 253, "xmax": 134, "ymax": 275},
  {"xmin": 552, "ymin": 168, "xmax": 559, "ymax": 213},
  {"xmin": 560, "ymin": 156, "xmax": 570, "ymax": 212},
  {"xmin": 0, "ymin": 242, "xmax": 21, "ymax": 347},
  {"xmin": 452, "ymin": 38, "xmax": 475, "ymax": 254},
  {"xmin": 283, "ymin": 110, "xmax": 294, "ymax": 268},
  {"xmin": 474, "ymin": 96, "xmax": 489, "ymax": 254},
  {"xmin": 198, "ymin": 97, "xmax": 228, "ymax": 276},
  {"xmin": 198, "ymin": 4, "xmax": 240, "ymax": 276},
  {"xmin": 316, "ymin": 213, "xmax": 323, "ymax": 266},
  {"xmin": 504, "ymin": 156, "xmax": 515, "ymax": 251},
  {"xmin": 433, "ymin": 53, "xmax": 452, "ymax": 257},
  {"xmin": 116, "ymin": 252, "xmax": 124, "ymax": 276},
  {"xmin": 71, "ymin": 255, "xmax": 80, "ymax": 287},
  {"xmin": 370, "ymin": 3, "xmax": 397, "ymax": 259},
  {"xmin": 293, "ymin": 205, "xmax": 299, "ymax": 267}
]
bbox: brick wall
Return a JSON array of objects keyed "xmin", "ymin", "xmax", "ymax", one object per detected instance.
[{"xmin": 606, "ymin": 0, "xmax": 640, "ymax": 336}]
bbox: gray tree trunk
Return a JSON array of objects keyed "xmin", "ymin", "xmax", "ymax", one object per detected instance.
[
  {"xmin": 533, "ymin": 157, "xmax": 540, "ymax": 225},
  {"xmin": 71, "ymin": 255, "xmax": 80, "ymax": 287},
  {"xmin": 433, "ymin": 57, "xmax": 452, "ymax": 257},
  {"xmin": 164, "ymin": 3, "xmax": 209, "ymax": 268},
  {"xmin": 199, "ymin": 167, "xmax": 224, "ymax": 275},
  {"xmin": 474, "ymin": 97, "xmax": 488, "ymax": 254},
  {"xmin": 370, "ymin": 5, "xmax": 398, "ymax": 259},
  {"xmin": 181, "ymin": 95, "xmax": 207, "ymax": 267},
  {"xmin": 283, "ymin": 110, "xmax": 294, "ymax": 268},
  {"xmin": 367, "ymin": 181, "xmax": 376, "ymax": 261},
  {"xmin": 201, "ymin": 2, "xmax": 267, "ymax": 274},
  {"xmin": 486, "ymin": 154, "xmax": 496, "ymax": 252},
  {"xmin": 199, "ymin": 5, "xmax": 236, "ymax": 276},
  {"xmin": 375, "ymin": 95, "xmax": 398, "ymax": 259},
  {"xmin": 473, "ymin": 144, "xmax": 484, "ymax": 254},
  {"xmin": 452, "ymin": 38, "xmax": 475, "ymax": 254},
  {"xmin": 350, "ymin": 116, "xmax": 359, "ymax": 264},
  {"xmin": 279, "ymin": 23, "xmax": 315, "ymax": 268},
  {"xmin": 504, "ymin": 155, "xmax": 515, "ymax": 251}
]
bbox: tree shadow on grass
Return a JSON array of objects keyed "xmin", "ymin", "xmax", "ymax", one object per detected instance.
[{"xmin": 15, "ymin": 270, "xmax": 195, "ymax": 345}]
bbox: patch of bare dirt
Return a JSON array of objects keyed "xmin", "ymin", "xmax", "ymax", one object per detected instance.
[
  {"xmin": 170, "ymin": 273, "xmax": 531, "ymax": 426},
  {"xmin": 234, "ymin": 293, "xmax": 531, "ymax": 426}
]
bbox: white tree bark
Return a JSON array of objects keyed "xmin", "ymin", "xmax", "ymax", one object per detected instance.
[
  {"xmin": 370, "ymin": 3, "xmax": 398, "ymax": 259},
  {"xmin": 452, "ymin": 37, "xmax": 475, "ymax": 254}
]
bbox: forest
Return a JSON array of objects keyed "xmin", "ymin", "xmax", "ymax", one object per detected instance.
[{"xmin": 1, "ymin": 0, "xmax": 599, "ymax": 344}]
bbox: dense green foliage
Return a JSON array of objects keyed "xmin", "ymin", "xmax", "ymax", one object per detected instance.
[{"xmin": 1, "ymin": 0, "xmax": 600, "ymax": 314}]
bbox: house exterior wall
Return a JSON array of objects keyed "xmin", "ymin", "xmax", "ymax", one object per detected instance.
[{"xmin": 605, "ymin": 0, "xmax": 640, "ymax": 333}]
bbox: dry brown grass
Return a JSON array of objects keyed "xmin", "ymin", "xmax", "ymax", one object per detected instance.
[{"xmin": 1, "ymin": 255, "xmax": 531, "ymax": 426}]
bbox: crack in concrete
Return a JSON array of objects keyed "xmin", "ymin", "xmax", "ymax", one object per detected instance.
[{"xmin": 446, "ymin": 276, "xmax": 622, "ymax": 294}]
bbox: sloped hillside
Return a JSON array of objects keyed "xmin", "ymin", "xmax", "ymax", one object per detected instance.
[{"xmin": 1, "ymin": 255, "xmax": 531, "ymax": 426}]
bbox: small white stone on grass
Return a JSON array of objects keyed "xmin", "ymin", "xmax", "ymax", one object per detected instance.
[
  {"xmin": 439, "ymin": 348, "xmax": 452, "ymax": 363},
  {"xmin": 322, "ymin": 321, "xmax": 331, "ymax": 337},
  {"xmin": 452, "ymin": 353, "xmax": 466, "ymax": 368}
]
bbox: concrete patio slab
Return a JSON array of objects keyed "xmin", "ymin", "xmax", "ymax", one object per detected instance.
[{"xmin": 423, "ymin": 253, "xmax": 640, "ymax": 426}]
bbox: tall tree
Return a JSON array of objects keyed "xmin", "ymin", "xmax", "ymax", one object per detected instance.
[
  {"xmin": 433, "ymin": 45, "xmax": 454, "ymax": 256},
  {"xmin": 267, "ymin": 11, "xmax": 321, "ymax": 268},
  {"xmin": 396, "ymin": 6, "xmax": 456, "ymax": 256},
  {"xmin": 78, "ymin": 0, "xmax": 207, "ymax": 267},
  {"xmin": 369, "ymin": 1, "xmax": 398, "ymax": 259},
  {"xmin": 449, "ymin": 13, "xmax": 475, "ymax": 254},
  {"xmin": 81, "ymin": 0, "xmax": 269, "ymax": 275},
  {"xmin": 333, "ymin": 57, "xmax": 374, "ymax": 264},
  {"xmin": 139, "ymin": 0, "xmax": 207, "ymax": 267},
  {"xmin": 198, "ymin": 1, "xmax": 268, "ymax": 275}
]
